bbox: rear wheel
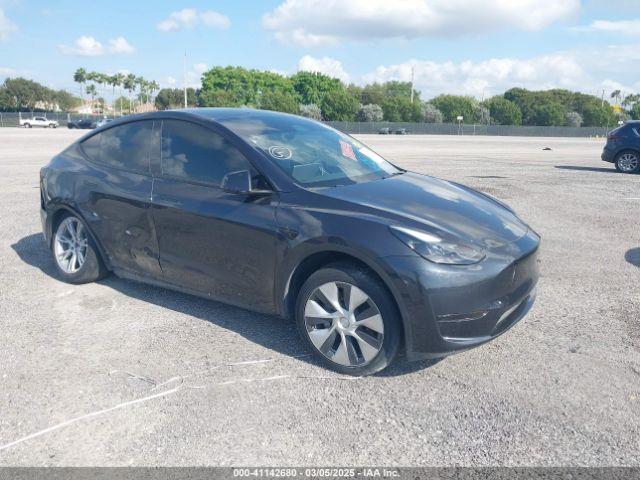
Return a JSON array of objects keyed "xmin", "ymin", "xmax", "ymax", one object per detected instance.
[
  {"xmin": 52, "ymin": 213, "xmax": 108, "ymax": 284},
  {"xmin": 615, "ymin": 150, "xmax": 640, "ymax": 173},
  {"xmin": 295, "ymin": 263, "xmax": 400, "ymax": 376},
  {"xmin": 24, "ymin": 123, "xmax": 31, "ymax": 128}
]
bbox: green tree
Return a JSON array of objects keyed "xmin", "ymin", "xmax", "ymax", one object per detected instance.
[
  {"xmin": 155, "ymin": 88, "xmax": 197, "ymax": 109},
  {"xmin": 486, "ymin": 97, "xmax": 522, "ymax": 125},
  {"xmin": 1, "ymin": 77, "xmax": 47, "ymax": 111},
  {"xmin": 73, "ymin": 68, "xmax": 87, "ymax": 103},
  {"xmin": 532, "ymin": 102, "xmax": 566, "ymax": 126},
  {"xmin": 321, "ymin": 88, "xmax": 359, "ymax": 121},
  {"xmin": 123, "ymin": 74, "xmax": 137, "ymax": 113},
  {"xmin": 582, "ymin": 103, "xmax": 614, "ymax": 127},
  {"xmin": 610, "ymin": 89, "xmax": 621, "ymax": 106},
  {"xmin": 200, "ymin": 66, "xmax": 295, "ymax": 107},
  {"xmin": 259, "ymin": 90, "xmax": 300, "ymax": 114},
  {"xmin": 429, "ymin": 95, "xmax": 478, "ymax": 123},
  {"xmin": 382, "ymin": 81, "xmax": 419, "ymax": 102},
  {"xmin": 361, "ymin": 83, "xmax": 386, "ymax": 106},
  {"xmin": 382, "ymin": 96, "xmax": 422, "ymax": 122},
  {"xmin": 52, "ymin": 90, "xmax": 81, "ymax": 111},
  {"xmin": 85, "ymin": 84, "xmax": 97, "ymax": 105},
  {"xmin": 630, "ymin": 103, "xmax": 640, "ymax": 120},
  {"xmin": 290, "ymin": 71, "xmax": 343, "ymax": 106}
]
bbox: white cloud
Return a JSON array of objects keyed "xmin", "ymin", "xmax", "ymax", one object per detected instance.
[
  {"xmin": 164, "ymin": 76, "xmax": 177, "ymax": 87},
  {"xmin": 573, "ymin": 19, "xmax": 640, "ymax": 35},
  {"xmin": 59, "ymin": 35, "xmax": 135, "ymax": 56},
  {"xmin": 59, "ymin": 36, "xmax": 104, "ymax": 56},
  {"xmin": 201, "ymin": 11, "xmax": 231, "ymax": 29},
  {"xmin": 0, "ymin": 8, "xmax": 17, "ymax": 41},
  {"xmin": 108, "ymin": 36, "xmax": 135, "ymax": 54},
  {"xmin": 157, "ymin": 8, "xmax": 230, "ymax": 32},
  {"xmin": 263, "ymin": 0, "xmax": 579, "ymax": 46},
  {"xmin": 361, "ymin": 44, "xmax": 640, "ymax": 98},
  {"xmin": 297, "ymin": 55, "xmax": 350, "ymax": 82}
]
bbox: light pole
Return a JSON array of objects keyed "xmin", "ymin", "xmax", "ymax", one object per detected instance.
[{"xmin": 410, "ymin": 67, "xmax": 415, "ymax": 104}]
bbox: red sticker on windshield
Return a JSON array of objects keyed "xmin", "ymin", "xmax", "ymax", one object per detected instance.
[{"xmin": 339, "ymin": 140, "xmax": 356, "ymax": 160}]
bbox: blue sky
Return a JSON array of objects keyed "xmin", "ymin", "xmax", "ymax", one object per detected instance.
[{"xmin": 1, "ymin": 0, "xmax": 639, "ymax": 100}]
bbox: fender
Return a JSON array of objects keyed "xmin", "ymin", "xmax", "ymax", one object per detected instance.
[
  {"xmin": 44, "ymin": 202, "xmax": 113, "ymax": 271},
  {"xmin": 275, "ymin": 240, "xmax": 415, "ymax": 354}
]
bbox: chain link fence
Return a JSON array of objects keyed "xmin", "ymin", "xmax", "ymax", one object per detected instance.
[
  {"xmin": 0, "ymin": 112, "xmax": 614, "ymax": 137},
  {"xmin": 326, "ymin": 121, "xmax": 612, "ymax": 137}
]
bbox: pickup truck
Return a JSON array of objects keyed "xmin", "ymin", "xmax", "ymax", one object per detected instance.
[{"xmin": 20, "ymin": 116, "xmax": 59, "ymax": 128}]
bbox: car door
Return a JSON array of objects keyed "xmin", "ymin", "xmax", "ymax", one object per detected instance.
[
  {"xmin": 151, "ymin": 119, "xmax": 279, "ymax": 313},
  {"xmin": 75, "ymin": 120, "xmax": 162, "ymax": 278}
]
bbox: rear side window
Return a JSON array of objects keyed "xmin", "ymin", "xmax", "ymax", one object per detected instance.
[
  {"xmin": 161, "ymin": 120, "xmax": 253, "ymax": 186},
  {"xmin": 80, "ymin": 121, "xmax": 153, "ymax": 174}
]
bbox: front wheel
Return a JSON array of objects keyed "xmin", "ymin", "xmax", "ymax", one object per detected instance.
[
  {"xmin": 615, "ymin": 151, "xmax": 640, "ymax": 173},
  {"xmin": 52, "ymin": 213, "xmax": 108, "ymax": 284},
  {"xmin": 295, "ymin": 263, "xmax": 401, "ymax": 376}
]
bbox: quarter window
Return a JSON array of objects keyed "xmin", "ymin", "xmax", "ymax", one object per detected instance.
[
  {"xmin": 161, "ymin": 120, "xmax": 253, "ymax": 186},
  {"xmin": 80, "ymin": 121, "xmax": 153, "ymax": 174}
]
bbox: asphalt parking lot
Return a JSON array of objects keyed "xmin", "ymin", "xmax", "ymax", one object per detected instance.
[{"xmin": 0, "ymin": 128, "xmax": 638, "ymax": 466}]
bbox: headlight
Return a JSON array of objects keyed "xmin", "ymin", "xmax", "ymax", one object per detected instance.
[{"xmin": 390, "ymin": 226, "xmax": 485, "ymax": 265}]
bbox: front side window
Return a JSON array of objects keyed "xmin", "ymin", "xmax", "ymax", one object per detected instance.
[
  {"xmin": 217, "ymin": 114, "xmax": 401, "ymax": 188},
  {"xmin": 80, "ymin": 120, "xmax": 153, "ymax": 174},
  {"xmin": 160, "ymin": 120, "xmax": 253, "ymax": 186}
]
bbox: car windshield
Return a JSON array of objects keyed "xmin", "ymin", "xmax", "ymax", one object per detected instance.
[{"xmin": 218, "ymin": 114, "xmax": 401, "ymax": 188}]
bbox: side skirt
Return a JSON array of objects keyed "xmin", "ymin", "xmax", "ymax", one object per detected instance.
[{"xmin": 111, "ymin": 267, "xmax": 281, "ymax": 318}]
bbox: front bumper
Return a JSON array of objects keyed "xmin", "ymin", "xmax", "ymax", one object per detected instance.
[{"xmin": 382, "ymin": 229, "xmax": 540, "ymax": 361}]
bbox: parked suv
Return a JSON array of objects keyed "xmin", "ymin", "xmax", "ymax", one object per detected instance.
[
  {"xmin": 39, "ymin": 108, "xmax": 540, "ymax": 375},
  {"xmin": 602, "ymin": 121, "xmax": 640, "ymax": 173}
]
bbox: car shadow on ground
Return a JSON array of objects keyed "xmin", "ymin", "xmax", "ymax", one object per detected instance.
[
  {"xmin": 626, "ymin": 248, "xmax": 640, "ymax": 268},
  {"xmin": 554, "ymin": 165, "xmax": 616, "ymax": 173},
  {"xmin": 11, "ymin": 233, "xmax": 440, "ymax": 377}
]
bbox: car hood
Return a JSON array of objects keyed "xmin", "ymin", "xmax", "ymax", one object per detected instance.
[{"xmin": 317, "ymin": 172, "xmax": 529, "ymax": 248}]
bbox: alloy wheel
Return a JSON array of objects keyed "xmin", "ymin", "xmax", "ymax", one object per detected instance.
[
  {"xmin": 304, "ymin": 281, "xmax": 384, "ymax": 367},
  {"xmin": 618, "ymin": 152, "xmax": 639, "ymax": 172},
  {"xmin": 54, "ymin": 217, "xmax": 89, "ymax": 274}
]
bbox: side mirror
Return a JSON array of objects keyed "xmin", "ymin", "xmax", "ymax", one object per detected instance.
[{"xmin": 221, "ymin": 170, "xmax": 272, "ymax": 196}]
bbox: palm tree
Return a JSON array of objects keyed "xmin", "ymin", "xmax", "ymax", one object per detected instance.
[
  {"xmin": 135, "ymin": 76, "xmax": 145, "ymax": 109},
  {"xmin": 113, "ymin": 73, "xmax": 125, "ymax": 116},
  {"xmin": 73, "ymin": 68, "xmax": 87, "ymax": 105},
  {"xmin": 123, "ymin": 74, "xmax": 137, "ymax": 114},
  {"xmin": 610, "ymin": 90, "xmax": 621, "ymax": 107},
  {"xmin": 96, "ymin": 73, "xmax": 109, "ymax": 114},
  {"xmin": 85, "ymin": 84, "xmax": 97, "ymax": 112},
  {"xmin": 150, "ymin": 80, "xmax": 160, "ymax": 109}
]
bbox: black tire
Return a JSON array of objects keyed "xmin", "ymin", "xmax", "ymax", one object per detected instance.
[
  {"xmin": 51, "ymin": 212, "xmax": 109, "ymax": 284},
  {"xmin": 615, "ymin": 150, "xmax": 640, "ymax": 173},
  {"xmin": 295, "ymin": 262, "xmax": 401, "ymax": 376},
  {"xmin": 24, "ymin": 123, "xmax": 31, "ymax": 128}
]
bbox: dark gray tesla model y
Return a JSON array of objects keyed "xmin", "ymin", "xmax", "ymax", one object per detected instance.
[{"xmin": 40, "ymin": 108, "xmax": 540, "ymax": 375}]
